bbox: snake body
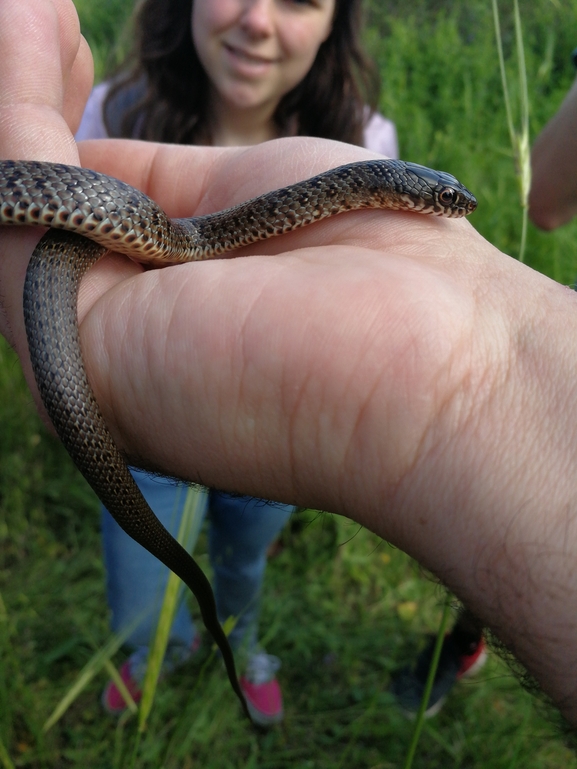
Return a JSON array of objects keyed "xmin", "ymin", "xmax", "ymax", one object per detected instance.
[{"xmin": 0, "ymin": 158, "xmax": 476, "ymax": 721}]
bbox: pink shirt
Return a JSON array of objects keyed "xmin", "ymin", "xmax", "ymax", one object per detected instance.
[{"xmin": 77, "ymin": 82, "xmax": 399, "ymax": 158}]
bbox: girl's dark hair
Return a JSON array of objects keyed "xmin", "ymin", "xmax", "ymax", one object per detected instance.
[{"xmin": 104, "ymin": 0, "xmax": 379, "ymax": 146}]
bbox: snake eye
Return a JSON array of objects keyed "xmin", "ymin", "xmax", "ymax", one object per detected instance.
[{"xmin": 438, "ymin": 187, "xmax": 456, "ymax": 206}]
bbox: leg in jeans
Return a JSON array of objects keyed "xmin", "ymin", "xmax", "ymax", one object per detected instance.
[
  {"xmin": 102, "ymin": 471, "xmax": 294, "ymax": 659},
  {"xmin": 102, "ymin": 473, "xmax": 295, "ymax": 719},
  {"xmin": 101, "ymin": 469, "xmax": 204, "ymax": 672},
  {"xmin": 208, "ymin": 492, "xmax": 295, "ymax": 653}
]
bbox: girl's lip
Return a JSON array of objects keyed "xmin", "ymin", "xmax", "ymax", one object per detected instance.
[{"xmin": 224, "ymin": 43, "xmax": 278, "ymax": 66}]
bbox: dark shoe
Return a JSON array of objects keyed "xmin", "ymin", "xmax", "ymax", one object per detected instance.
[{"xmin": 391, "ymin": 634, "xmax": 487, "ymax": 718}]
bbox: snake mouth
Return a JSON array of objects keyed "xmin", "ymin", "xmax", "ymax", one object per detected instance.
[
  {"xmin": 437, "ymin": 191, "xmax": 478, "ymax": 217},
  {"xmin": 396, "ymin": 193, "xmax": 474, "ymax": 218},
  {"xmin": 466, "ymin": 197, "xmax": 478, "ymax": 214}
]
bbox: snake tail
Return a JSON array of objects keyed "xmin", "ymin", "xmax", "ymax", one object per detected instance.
[{"xmin": 22, "ymin": 229, "xmax": 251, "ymax": 722}]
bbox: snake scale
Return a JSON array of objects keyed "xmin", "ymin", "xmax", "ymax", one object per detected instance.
[{"xmin": 0, "ymin": 157, "xmax": 477, "ymax": 721}]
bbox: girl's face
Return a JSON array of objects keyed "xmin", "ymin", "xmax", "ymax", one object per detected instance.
[{"xmin": 192, "ymin": 0, "xmax": 336, "ymax": 115}]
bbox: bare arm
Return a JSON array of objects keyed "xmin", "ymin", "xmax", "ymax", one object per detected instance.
[{"xmin": 530, "ymin": 75, "xmax": 577, "ymax": 230}]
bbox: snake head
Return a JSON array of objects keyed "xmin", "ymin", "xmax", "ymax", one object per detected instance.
[{"xmin": 404, "ymin": 162, "xmax": 478, "ymax": 218}]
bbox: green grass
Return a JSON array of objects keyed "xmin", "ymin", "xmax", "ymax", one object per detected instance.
[
  {"xmin": 367, "ymin": 0, "xmax": 577, "ymax": 282},
  {"xmin": 2, "ymin": 0, "xmax": 577, "ymax": 766}
]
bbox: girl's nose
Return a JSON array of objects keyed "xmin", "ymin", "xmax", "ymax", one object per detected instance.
[{"xmin": 238, "ymin": 0, "xmax": 275, "ymax": 39}]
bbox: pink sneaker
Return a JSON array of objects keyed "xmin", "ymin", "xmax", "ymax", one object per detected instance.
[
  {"xmin": 240, "ymin": 651, "xmax": 284, "ymax": 727},
  {"xmin": 102, "ymin": 635, "xmax": 201, "ymax": 715},
  {"xmin": 102, "ymin": 658, "xmax": 143, "ymax": 714}
]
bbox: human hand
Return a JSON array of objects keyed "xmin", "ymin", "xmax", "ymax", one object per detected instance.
[
  {"xmin": 4, "ymin": 0, "xmax": 577, "ymax": 726},
  {"xmin": 0, "ymin": 0, "xmax": 93, "ymax": 357},
  {"xmin": 530, "ymin": 76, "xmax": 577, "ymax": 229}
]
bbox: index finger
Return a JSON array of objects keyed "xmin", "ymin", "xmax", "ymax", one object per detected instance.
[
  {"xmin": 78, "ymin": 136, "xmax": 379, "ymax": 216},
  {"xmin": 0, "ymin": 0, "xmax": 91, "ymax": 163}
]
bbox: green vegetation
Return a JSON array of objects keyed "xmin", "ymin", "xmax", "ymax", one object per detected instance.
[{"xmin": 2, "ymin": 0, "xmax": 577, "ymax": 766}]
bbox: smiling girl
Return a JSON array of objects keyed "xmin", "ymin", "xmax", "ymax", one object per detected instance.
[{"xmin": 77, "ymin": 0, "xmax": 397, "ymax": 726}]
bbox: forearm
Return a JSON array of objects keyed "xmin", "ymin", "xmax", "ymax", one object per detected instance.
[
  {"xmin": 74, "ymin": 191, "xmax": 577, "ymax": 721},
  {"xmin": 530, "ymin": 76, "xmax": 577, "ymax": 230},
  {"xmin": 16, "ymin": 210, "xmax": 577, "ymax": 722}
]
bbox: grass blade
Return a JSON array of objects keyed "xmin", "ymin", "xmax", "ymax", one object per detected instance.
[
  {"xmin": 492, "ymin": 0, "xmax": 516, "ymax": 148},
  {"xmin": 492, "ymin": 0, "xmax": 531, "ymax": 262},
  {"xmin": 42, "ymin": 611, "xmax": 146, "ymax": 732},
  {"xmin": 138, "ymin": 485, "xmax": 208, "ymax": 732},
  {"xmin": 402, "ymin": 600, "xmax": 452, "ymax": 769},
  {"xmin": 0, "ymin": 737, "xmax": 15, "ymax": 769}
]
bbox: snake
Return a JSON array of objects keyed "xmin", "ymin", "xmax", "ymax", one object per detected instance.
[{"xmin": 0, "ymin": 157, "xmax": 477, "ymax": 722}]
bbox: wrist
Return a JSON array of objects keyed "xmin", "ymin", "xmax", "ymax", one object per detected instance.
[{"xmin": 389, "ymin": 260, "xmax": 577, "ymax": 722}]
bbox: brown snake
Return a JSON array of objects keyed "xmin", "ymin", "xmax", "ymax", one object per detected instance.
[{"xmin": 0, "ymin": 157, "xmax": 477, "ymax": 721}]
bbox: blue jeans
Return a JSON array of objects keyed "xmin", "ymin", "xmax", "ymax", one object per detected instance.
[{"xmin": 102, "ymin": 469, "xmax": 294, "ymax": 662}]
